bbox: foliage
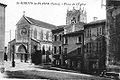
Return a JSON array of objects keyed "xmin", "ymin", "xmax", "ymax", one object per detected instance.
[{"xmin": 31, "ymin": 46, "xmax": 42, "ymax": 65}]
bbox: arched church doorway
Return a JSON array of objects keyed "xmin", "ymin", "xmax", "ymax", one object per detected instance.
[{"xmin": 18, "ymin": 44, "xmax": 28, "ymax": 62}]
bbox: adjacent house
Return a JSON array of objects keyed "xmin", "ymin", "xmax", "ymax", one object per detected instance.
[
  {"xmin": 52, "ymin": 25, "xmax": 65, "ymax": 67},
  {"xmin": 63, "ymin": 30, "xmax": 84, "ymax": 71},
  {"xmin": 0, "ymin": 3, "xmax": 7, "ymax": 68},
  {"xmin": 84, "ymin": 19, "xmax": 106, "ymax": 74}
]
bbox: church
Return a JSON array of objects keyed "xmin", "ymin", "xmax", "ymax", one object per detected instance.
[{"xmin": 8, "ymin": 15, "xmax": 57, "ymax": 63}]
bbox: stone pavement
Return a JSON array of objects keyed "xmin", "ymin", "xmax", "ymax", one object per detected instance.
[{"xmin": 0, "ymin": 61, "xmax": 111, "ymax": 79}]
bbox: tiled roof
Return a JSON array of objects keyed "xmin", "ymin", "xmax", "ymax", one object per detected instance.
[
  {"xmin": 8, "ymin": 39, "xmax": 15, "ymax": 43},
  {"xmin": 57, "ymin": 25, "xmax": 66, "ymax": 29},
  {"xmin": 65, "ymin": 22, "xmax": 85, "ymax": 28},
  {"xmin": 63, "ymin": 30, "xmax": 84, "ymax": 37},
  {"xmin": 87, "ymin": 19, "xmax": 106, "ymax": 25},
  {"xmin": 107, "ymin": 0, "xmax": 120, "ymax": 6},
  {"xmin": 25, "ymin": 16, "xmax": 57, "ymax": 30},
  {"xmin": 0, "ymin": 3, "xmax": 7, "ymax": 7},
  {"xmin": 84, "ymin": 19, "xmax": 106, "ymax": 28},
  {"xmin": 52, "ymin": 25, "xmax": 65, "ymax": 33}
]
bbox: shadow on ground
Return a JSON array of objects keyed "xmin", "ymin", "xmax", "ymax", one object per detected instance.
[{"xmin": 5, "ymin": 70, "xmax": 49, "ymax": 79}]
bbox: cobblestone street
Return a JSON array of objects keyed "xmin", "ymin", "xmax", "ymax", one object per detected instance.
[{"xmin": 0, "ymin": 61, "xmax": 110, "ymax": 79}]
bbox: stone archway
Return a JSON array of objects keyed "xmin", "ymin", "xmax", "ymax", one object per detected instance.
[
  {"xmin": 18, "ymin": 44, "xmax": 27, "ymax": 53},
  {"xmin": 18, "ymin": 44, "xmax": 28, "ymax": 62}
]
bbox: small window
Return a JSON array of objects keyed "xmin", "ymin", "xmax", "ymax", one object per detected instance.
[
  {"xmin": 89, "ymin": 43, "xmax": 92, "ymax": 53},
  {"xmin": 59, "ymin": 46, "xmax": 61, "ymax": 54},
  {"xmin": 42, "ymin": 46, "xmax": 45, "ymax": 55},
  {"xmin": 100, "ymin": 27, "xmax": 102, "ymax": 35},
  {"xmin": 88, "ymin": 43, "xmax": 90, "ymax": 53},
  {"xmin": 72, "ymin": 25, "xmax": 75, "ymax": 32},
  {"xmin": 71, "ymin": 17, "xmax": 76, "ymax": 24},
  {"xmin": 97, "ymin": 27, "xmax": 99, "ymax": 36},
  {"xmin": 77, "ymin": 36, "xmax": 82, "ymax": 43},
  {"xmin": 64, "ymin": 48, "xmax": 67, "ymax": 54},
  {"xmin": 46, "ymin": 31, "xmax": 49, "ymax": 40},
  {"xmin": 40, "ymin": 30, "xmax": 43, "ymax": 40},
  {"xmin": 86, "ymin": 43, "xmax": 88, "ymax": 53},
  {"xmin": 34, "ymin": 28, "xmax": 37, "ymax": 39},
  {"xmin": 78, "ymin": 15, "xmax": 80, "ymax": 22},
  {"xmin": 78, "ymin": 48, "xmax": 81, "ymax": 54},
  {"xmin": 88, "ymin": 29, "xmax": 91, "ymax": 37},
  {"xmin": 96, "ymin": 42, "xmax": 99, "ymax": 52},
  {"xmin": 59, "ymin": 34, "xmax": 62, "ymax": 41},
  {"xmin": 99, "ymin": 42, "xmax": 102, "ymax": 52},
  {"xmin": 43, "ymin": 31, "xmax": 46, "ymax": 40},
  {"xmin": 88, "ymin": 29, "xmax": 89, "ymax": 37},
  {"xmin": 54, "ymin": 46, "xmax": 57, "ymax": 54},
  {"xmin": 85, "ymin": 30, "xmax": 88, "ymax": 37},
  {"xmin": 54, "ymin": 35, "xmax": 57, "ymax": 41},
  {"xmin": 64, "ymin": 37, "xmax": 68, "ymax": 44},
  {"xmin": 49, "ymin": 32, "xmax": 52, "ymax": 41}
]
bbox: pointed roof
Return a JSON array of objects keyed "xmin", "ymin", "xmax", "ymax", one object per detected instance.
[
  {"xmin": 25, "ymin": 16, "xmax": 57, "ymax": 30},
  {"xmin": 52, "ymin": 25, "xmax": 65, "ymax": 34},
  {"xmin": 84, "ymin": 19, "xmax": 106, "ymax": 28},
  {"xmin": 63, "ymin": 30, "xmax": 84, "ymax": 37},
  {"xmin": 0, "ymin": 3, "xmax": 7, "ymax": 7},
  {"xmin": 107, "ymin": 0, "xmax": 120, "ymax": 6},
  {"xmin": 88, "ymin": 19, "xmax": 106, "ymax": 24},
  {"xmin": 17, "ymin": 15, "xmax": 57, "ymax": 30}
]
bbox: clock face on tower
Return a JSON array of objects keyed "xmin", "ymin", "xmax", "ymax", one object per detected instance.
[{"xmin": 20, "ymin": 27, "xmax": 28, "ymax": 36}]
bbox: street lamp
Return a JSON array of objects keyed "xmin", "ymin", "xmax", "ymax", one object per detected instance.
[{"xmin": 12, "ymin": 45, "xmax": 15, "ymax": 67}]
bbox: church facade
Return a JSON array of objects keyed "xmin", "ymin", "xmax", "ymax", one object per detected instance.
[{"xmin": 9, "ymin": 15, "xmax": 57, "ymax": 63}]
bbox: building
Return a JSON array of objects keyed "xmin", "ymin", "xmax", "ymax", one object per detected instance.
[
  {"xmin": 65, "ymin": 7, "xmax": 86, "ymax": 34},
  {"xmin": 106, "ymin": 0, "xmax": 120, "ymax": 72},
  {"xmin": 8, "ymin": 15, "xmax": 57, "ymax": 63},
  {"xmin": 0, "ymin": 3, "xmax": 7, "ymax": 69},
  {"xmin": 84, "ymin": 19, "xmax": 106, "ymax": 74},
  {"xmin": 8, "ymin": 39, "xmax": 15, "ymax": 61},
  {"xmin": 51, "ymin": 6, "xmax": 87, "ymax": 68},
  {"xmin": 60, "ymin": 7, "xmax": 86, "ymax": 71},
  {"xmin": 52, "ymin": 25, "xmax": 64, "ymax": 67},
  {"xmin": 62, "ymin": 30, "xmax": 84, "ymax": 71},
  {"xmin": 66, "ymin": 7, "xmax": 87, "ymax": 25}
]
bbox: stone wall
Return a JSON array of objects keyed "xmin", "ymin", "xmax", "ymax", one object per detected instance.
[{"xmin": 106, "ymin": 0, "xmax": 120, "ymax": 66}]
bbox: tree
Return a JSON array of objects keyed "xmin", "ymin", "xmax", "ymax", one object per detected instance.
[{"xmin": 31, "ymin": 45, "xmax": 42, "ymax": 65}]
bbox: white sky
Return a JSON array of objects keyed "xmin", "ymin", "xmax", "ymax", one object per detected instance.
[{"xmin": 0, "ymin": 0, "xmax": 106, "ymax": 46}]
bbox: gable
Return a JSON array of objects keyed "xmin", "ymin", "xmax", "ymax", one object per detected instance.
[{"xmin": 16, "ymin": 16, "xmax": 31, "ymax": 26}]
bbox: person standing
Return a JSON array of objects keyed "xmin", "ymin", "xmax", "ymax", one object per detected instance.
[{"xmin": 4, "ymin": 47, "xmax": 7, "ymax": 61}]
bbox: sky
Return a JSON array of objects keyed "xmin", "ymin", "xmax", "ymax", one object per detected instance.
[{"xmin": 0, "ymin": 0, "xmax": 106, "ymax": 46}]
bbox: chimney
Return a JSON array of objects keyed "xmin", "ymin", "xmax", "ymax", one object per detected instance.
[{"xmin": 93, "ymin": 17, "xmax": 98, "ymax": 21}]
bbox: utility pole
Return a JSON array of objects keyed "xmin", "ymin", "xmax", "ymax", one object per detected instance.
[
  {"xmin": 29, "ymin": 29, "xmax": 32, "ymax": 64},
  {"xmin": 10, "ymin": 30, "xmax": 11, "ymax": 61},
  {"xmin": 6, "ymin": 29, "xmax": 15, "ymax": 67},
  {"xmin": 12, "ymin": 45, "xmax": 15, "ymax": 67},
  {"xmin": 5, "ymin": 30, "xmax": 11, "ymax": 61}
]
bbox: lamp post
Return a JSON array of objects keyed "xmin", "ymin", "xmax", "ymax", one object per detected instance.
[
  {"xmin": 29, "ymin": 29, "xmax": 32, "ymax": 64},
  {"xmin": 5, "ymin": 30, "xmax": 11, "ymax": 61},
  {"xmin": 12, "ymin": 45, "xmax": 15, "ymax": 67}
]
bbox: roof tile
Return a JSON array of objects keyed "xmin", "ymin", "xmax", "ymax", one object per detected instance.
[{"xmin": 25, "ymin": 16, "xmax": 57, "ymax": 30}]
